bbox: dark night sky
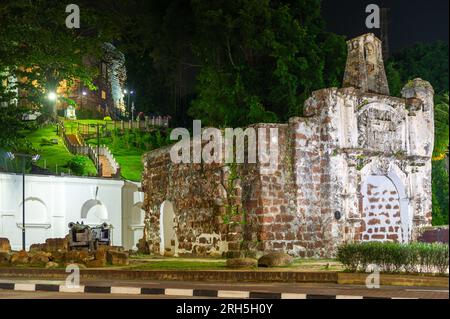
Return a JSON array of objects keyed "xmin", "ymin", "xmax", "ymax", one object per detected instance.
[{"xmin": 322, "ymin": 0, "xmax": 449, "ymax": 53}]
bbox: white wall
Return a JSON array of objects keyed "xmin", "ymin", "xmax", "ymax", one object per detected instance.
[
  {"xmin": 0, "ymin": 172, "xmax": 131, "ymax": 251},
  {"xmin": 121, "ymin": 181, "xmax": 145, "ymax": 251}
]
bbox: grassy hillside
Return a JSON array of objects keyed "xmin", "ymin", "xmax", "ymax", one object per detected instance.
[
  {"xmin": 65, "ymin": 119, "xmax": 172, "ymax": 182},
  {"xmin": 24, "ymin": 125, "xmax": 97, "ymax": 176}
]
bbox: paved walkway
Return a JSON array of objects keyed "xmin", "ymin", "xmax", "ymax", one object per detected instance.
[
  {"xmin": 99, "ymin": 155, "xmax": 113, "ymax": 178},
  {"xmin": 65, "ymin": 133, "xmax": 113, "ymax": 178}
]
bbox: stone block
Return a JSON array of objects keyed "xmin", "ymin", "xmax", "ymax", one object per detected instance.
[
  {"xmin": 106, "ymin": 250, "xmax": 129, "ymax": 266},
  {"xmin": 45, "ymin": 238, "xmax": 69, "ymax": 252},
  {"xmin": 0, "ymin": 238, "xmax": 11, "ymax": 252}
]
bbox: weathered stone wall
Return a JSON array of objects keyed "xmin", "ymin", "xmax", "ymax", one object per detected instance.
[
  {"xmin": 141, "ymin": 145, "xmax": 229, "ymax": 257},
  {"xmin": 140, "ymin": 34, "xmax": 434, "ymax": 258}
]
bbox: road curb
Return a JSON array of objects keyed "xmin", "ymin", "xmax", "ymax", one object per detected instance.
[
  {"xmin": 338, "ymin": 273, "xmax": 449, "ymax": 288},
  {"xmin": 0, "ymin": 281, "xmax": 419, "ymax": 299},
  {"xmin": 0, "ymin": 268, "xmax": 338, "ymax": 283}
]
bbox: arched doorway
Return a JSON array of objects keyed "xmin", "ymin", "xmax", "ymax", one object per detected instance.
[
  {"xmin": 361, "ymin": 175, "xmax": 405, "ymax": 243},
  {"xmin": 81, "ymin": 199, "xmax": 108, "ymax": 225},
  {"xmin": 17, "ymin": 197, "xmax": 50, "ymax": 248},
  {"xmin": 159, "ymin": 201, "xmax": 178, "ymax": 256}
]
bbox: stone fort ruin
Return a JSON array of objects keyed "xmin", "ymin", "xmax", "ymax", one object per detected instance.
[{"xmin": 139, "ymin": 33, "xmax": 434, "ymax": 258}]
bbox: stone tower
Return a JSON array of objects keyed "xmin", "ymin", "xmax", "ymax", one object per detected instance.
[{"xmin": 343, "ymin": 33, "xmax": 390, "ymax": 95}]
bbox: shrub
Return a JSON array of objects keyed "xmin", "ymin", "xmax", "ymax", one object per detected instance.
[
  {"xmin": 67, "ymin": 156, "xmax": 88, "ymax": 176},
  {"xmin": 337, "ymin": 242, "xmax": 449, "ymax": 274},
  {"xmin": 103, "ymin": 116, "xmax": 112, "ymax": 121}
]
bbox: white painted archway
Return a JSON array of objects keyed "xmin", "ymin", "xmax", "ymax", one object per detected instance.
[
  {"xmin": 159, "ymin": 200, "xmax": 178, "ymax": 256},
  {"xmin": 81, "ymin": 199, "xmax": 108, "ymax": 225},
  {"xmin": 18, "ymin": 197, "xmax": 49, "ymax": 225}
]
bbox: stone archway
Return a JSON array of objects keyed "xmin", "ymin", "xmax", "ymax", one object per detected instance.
[
  {"xmin": 159, "ymin": 200, "xmax": 178, "ymax": 256},
  {"xmin": 360, "ymin": 161, "xmax": 411, "ymax": 243},
  {"xmin": 361, "ymin": 175, "xmax": 403, "ymax": 242}
]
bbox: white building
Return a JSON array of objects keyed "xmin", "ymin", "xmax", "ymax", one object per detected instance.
[{"xmin": 0, "ymin": 172, "xmax": 144, "ymax": 251}]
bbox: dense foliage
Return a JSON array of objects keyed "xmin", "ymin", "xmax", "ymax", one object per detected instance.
[
  {"xmin": 0, "ymin": 0, "xmax": 116, "ymax": 117},
  {"xmin": 337, "ymin": 242, "xmax": 449, "ymax": 274},
  {"xmin": 99, "ymin": 0, "xmax": 346, "ymax": 127},
  {"xmin": 387, "ymin": 42, "xmax": 449, "ymax": 226},
  {"xmin": 67, "ymin": 155, "xmax": 88, "ymax": 176}
]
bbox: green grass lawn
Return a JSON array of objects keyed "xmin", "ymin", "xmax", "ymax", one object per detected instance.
[
  {"xmin": 127, "ymin": 260, "xmax": 227, "ymax": 270},
  {"xmin": 62, "ymin": 118, "xmax": 171, "ymax": 181},
  {"xmin": 62, "ymin": 118, "xmax": 144, "ymax": 181},
  {"xmin": 25, "ymin": 125, "xmax": 97, "ymax": 176}
]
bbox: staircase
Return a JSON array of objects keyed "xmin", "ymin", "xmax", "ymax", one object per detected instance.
[{"xmin": 59, "ymin": 124, "xmax": 120, "ymax": 179}]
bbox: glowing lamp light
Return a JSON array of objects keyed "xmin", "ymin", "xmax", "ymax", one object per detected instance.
[
  {"xmin": 47, "ymin": 92, "xmax": 57, "ymax": 101},
  {"xmin": 82, "ymin": 91, "xmax": 87, "ymax": 96}
]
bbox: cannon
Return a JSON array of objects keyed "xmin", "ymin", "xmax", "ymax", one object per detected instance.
[{"xmin": 68, "ymin": 222, "xmax": 111, "ymax": 251}]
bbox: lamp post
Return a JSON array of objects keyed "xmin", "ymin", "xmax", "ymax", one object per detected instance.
[
  {"xmin": 47, "ymin": 91, "xmax": 57, "ymax": 116},
  {"xmin": 6, "ymin": 152, "xmax": 40, "ymax": 251},
  {"xmin": 124, "ymin": 89, "xmax": 134, "ymax": 119},
  {"xmin": 81, "ymin": 90, "xmax": 87, "ymax": 110}
]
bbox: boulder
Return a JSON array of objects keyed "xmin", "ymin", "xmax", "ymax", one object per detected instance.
[
  {"xmin": 0, "ymin": 251, "xmax": 11, "ymax": 265},
  {"xmin": 0, "ymin": 238, "xmax": 11, "ymax": 252},
  {"xmin": 10, "ymin": 250, "xmax": 30, "ymax": 265},
  {"xmin": 106, "ymin": 250, "xmax": 129, "ymax": 266},
  {"xmin": 258, "ymin": 252, "xmax": 293, "ymax": 267},
  {"xmin": 226, "ymin": 258, "xmax": 258, "ymax": 269},
  {"xmin": 29, "ymin": 251, "xmax": 51, "ymax": 265},
  {"xmin": 45, "ymin": 261, "xmax": 59, "ymax": 269}
]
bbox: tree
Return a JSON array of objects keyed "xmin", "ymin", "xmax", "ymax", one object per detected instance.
[
  {"xmin": 0, "ymin": 0, "xmax": 117, "ymax": 116},
  {"xmin": 97, "ymin": 0, "xmax": 346, "ymax": 128},
  {"xmin": 387, "ymin": 42, "xmax": 449, "ymax": 95},
  {"xmin": 188, "ymin": 0, "xmax": 346, "ymax": 127},
  {"xmin": 387, "ymin": 43, "xmax": 449, "ymax": 225}
]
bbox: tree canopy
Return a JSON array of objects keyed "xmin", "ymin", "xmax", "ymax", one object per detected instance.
[
  {"xmin": 0, "ymin": 0, "xmax": 116, "ymax": 115},
  {"xmin": 105, "ymin": 0, "xmax": 346, "ymax": 128}
]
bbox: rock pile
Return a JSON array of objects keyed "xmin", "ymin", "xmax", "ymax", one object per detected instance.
[{"xmin": 0, "ymin": 237, "xmax": 128, "ymax": 268}]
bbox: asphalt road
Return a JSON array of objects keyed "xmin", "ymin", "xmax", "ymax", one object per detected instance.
[
  {"xmin": 0, "ymin": 278, "xmax": 448, "ymax": 299},
  {"xmin": 0, "ymin": 290, "xmax": 206, "ymax": 299}
]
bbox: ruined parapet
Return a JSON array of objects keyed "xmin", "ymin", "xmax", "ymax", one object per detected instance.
[
  {"xmin": 343, "ymin": 33, "xmax": 390, "ymax": 95},
  {"xmin": 402, "ymin": 78, "xmax": 435, "ymax": 157}
]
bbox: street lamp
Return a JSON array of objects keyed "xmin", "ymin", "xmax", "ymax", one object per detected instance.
[
  {"xmin": 47, "ymin": 91, "xmax": 58, "ymax": 116},
  {"xmin": 124, "ymin": 89, "xmax": 135, "ymax": 119},
  {"xmin": 47, "ymin": 92, "xmax": 57, "ymax": 101},
  {"xmin": 6, "ymin": 152, "xmax": 40, "ymax": 251},
  {"xmin": 81, "ymin": 91, "xmax": 87, "ymax": 110}
]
